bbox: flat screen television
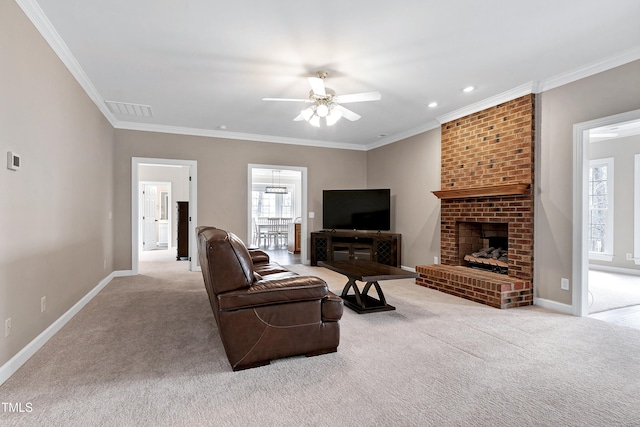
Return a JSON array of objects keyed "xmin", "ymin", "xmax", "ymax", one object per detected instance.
[{"xmin": 322, "ymin": 189, "xmax": 391, "ymax": 231}]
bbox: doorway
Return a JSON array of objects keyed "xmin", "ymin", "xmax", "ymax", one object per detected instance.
[
  {"xmin": 132, "ymin": 158, "xmax": 198, "ymax": 274},
  {"xmin": 573, "ymin": 108, "xmax": 640, "ymax": 316},
  {"xmin": 247, "ymin": 164, "xmax": 307, "ymax": 265},
  {"xmin": 140, "ymin": 182, "xmax": 171, "ymax": 252}
]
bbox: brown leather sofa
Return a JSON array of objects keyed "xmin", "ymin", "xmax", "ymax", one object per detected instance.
[{"xmin": 196, "ymin": 226, "xmax": 343, "ymax": 371}]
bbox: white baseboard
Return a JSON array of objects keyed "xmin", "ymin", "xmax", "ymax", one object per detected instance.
[
  {"xmin": 114, "ymin": 270, "xmax": 134, "ymax": 277},
  {"xmin": 0, "ymin": 269, "xmax": 129, "ymax": 386},
  {"xmin": 589, "ymin": 264, "xmax": 640, "ymax": 276},
  {"xmin": 534, "ymin": 297, "xmax": 573, "ymax": 315}
]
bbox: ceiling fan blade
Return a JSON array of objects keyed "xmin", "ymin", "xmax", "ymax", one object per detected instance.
[
  {"xmin": 334, "ymin": 104, "xmax": 361, "ymax": 121},
  {"xmin": 308, "ymin": 77, "xmax": 326, "ymax": 96},
  {"xmin": 262, "ymin": 97, "xmax": 312, "ymax": 102},
  {"xmin": 336, "ymin": 91, "xmax": 382, "ymax": 103},
  {"xmin": 293, "ymin": 113, "xmax": 305, "ymax": 121}
]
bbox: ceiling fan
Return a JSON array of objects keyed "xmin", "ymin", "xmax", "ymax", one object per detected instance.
[{"xmin": 262, "ymin": 71, "xmax": 381, "ymax": 127}]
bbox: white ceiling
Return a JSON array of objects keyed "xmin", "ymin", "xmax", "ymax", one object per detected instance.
[{"xmin": 21, "ymin": 0, "xmax": 640, "ymax": 150}]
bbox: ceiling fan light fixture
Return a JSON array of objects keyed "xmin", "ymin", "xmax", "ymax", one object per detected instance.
[
  {"xmin": 316, "ymin": 103, "xmax": 329, "ymax": 118},
  {"xmin": 301, "ymin": 107, "xmax": 314, "ymax": 121},
  {"xmin": 326, "ymin": 109, "xmax": 343, "ymax": 126},
  {"xmin": 309, "ymin": 115, "xmax": 321, "ymax": 127}
]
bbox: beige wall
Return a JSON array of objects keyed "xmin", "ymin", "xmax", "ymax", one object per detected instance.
[
  {"xmin": 367, "ymin": 129, "xmax": 441, "ymax": 269},
  {"xmin": 113, "ymin": 130, "xmax": 367, "ymax": 270},
  {"xmin": 536, "ymin": 60, "xmax": 640, "ymax": 305},
  {"xmin": 0, "ymin": 2, "xmax": 115, "ymax": 367}
]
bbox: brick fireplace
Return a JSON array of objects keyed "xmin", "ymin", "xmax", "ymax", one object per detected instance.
[{"xmin": 416, "ymin": 94, "xmax": 535, "ymax": 309}]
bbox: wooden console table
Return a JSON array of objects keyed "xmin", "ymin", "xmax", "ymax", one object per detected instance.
[{"xmin": 310, "ymin": 230, "xmax": 401, "ymax": 267}]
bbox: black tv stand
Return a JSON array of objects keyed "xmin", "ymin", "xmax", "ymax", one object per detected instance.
[{"xmin": 310, "ymin": 230, "xmax": 402, "ymax": 267}]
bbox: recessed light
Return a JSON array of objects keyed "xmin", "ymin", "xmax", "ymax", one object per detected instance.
[
  {"xmin": 463, "ymin": 86, "xmax": 475, "ymax": 93},
  {"xmin": 218, "ymin": 125, "xmax": 227, "ymax": 130},
  {"xmin": 428, "ymin": 102, "xmax": 438, "ymax": 108}
]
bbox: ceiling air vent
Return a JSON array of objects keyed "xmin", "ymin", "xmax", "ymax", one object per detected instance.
[{"xmin": 105, "ymin": 101, "xmax": 153, "ymax": 117}]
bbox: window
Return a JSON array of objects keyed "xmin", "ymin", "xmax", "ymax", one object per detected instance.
[
  {"xmin": 588, "ymin": 158, "xmax": 614, "ymax": 261},
  {"xmin": 251, "ymin": 187, "xmax": 294, "ymax": 218}
]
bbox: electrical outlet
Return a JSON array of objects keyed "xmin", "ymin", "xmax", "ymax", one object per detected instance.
[
  {"xmin": 5, "ymin": 318, "xmax": 11, "ymax": 338},
  {"xmin": 104, "ymin": 259, "xmax": 107, "ymax": 270},
  {"xmin": 41, "ymin": 296, "xmax": 46, "ymax": 313},
  {"xmin": 561, "ymin": 278, "xmax": 570, "ymax": 291},
  {"xmin": 434, "ymin": 256, "xmax": 439, "ymax": 264},
  {"xmin": 627, "ymin": 253, "xmax": 633, "ymax": 261}
]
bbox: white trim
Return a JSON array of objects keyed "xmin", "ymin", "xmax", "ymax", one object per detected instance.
[
  {"xmin": 589, "ymin": 264, "xmax": 640, "ymax": 276},
  {"xmin": 572, "ymin": 108, "xmax": 640, "ymax": 317},
  {"xmin": 588, "ymin": 254, "xmax": 614, "ymax": 262},
  {"xmin": 436, "ymin": 82, "xmax": 536, "ymax": 124},
  {"xmin": 365, "ymin": 120, "xmax": 441, "ymax": 151},
  {"xmin": 132, "ymin": 158, "xmax": 198, "ymax": 273},
  {"xmin": 114, "ymin": 270, "xmax": 135, "ymax": 277},
  {"xmin": 15, "ymin": 0, "xmax": 116, "ymax": 127},
  {"xmin": 0, "ymin": 270, "xmax": 129, "ymax": 385},
  {"xmin": 538, "ymin": 47, "xmax": 640, "ymax": 93},
  {"xmin": 116, "ymin": 121, "xmax": 367, "ymax": 152},
  {"xmin": 635, "ymin": 154, "xmax": 640, "ymax": 266},
  {"xmin": 533, "ymin": 298, "xmax": 573, "ymax": 315}
]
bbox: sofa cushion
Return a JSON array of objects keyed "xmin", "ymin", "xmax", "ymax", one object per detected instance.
[
  {"xmin": 253, "ymin": 263, "xmax": 294, "ymax": 277},
  {"xmin": 218, "ymin": 276, "xmax": 329, "ymax": 311}
]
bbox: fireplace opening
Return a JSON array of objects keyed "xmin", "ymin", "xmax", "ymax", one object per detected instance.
[{"xmin": 457, "ymin": 222, "xmax": 508, "ymax": 275}]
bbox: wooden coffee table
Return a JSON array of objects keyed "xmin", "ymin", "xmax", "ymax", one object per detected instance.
[{"xmin": 318, "ymin": 259, "xmax": 418, "ymax": 314}]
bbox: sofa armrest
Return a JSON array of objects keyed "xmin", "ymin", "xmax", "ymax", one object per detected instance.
[
  {"xmin": 322, "ymin": 292, "xmax": 344, "ymax": 322},
  {"xmin": 218, "ymin": 276, "xmax": 329, "ymax": 311},
  {"xmin": 248, "ymin": 249, "xmax": 270, "ymax": 264}
]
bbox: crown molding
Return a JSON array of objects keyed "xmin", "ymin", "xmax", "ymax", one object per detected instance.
[
  {"xmin": 16, "ymin": 0, "xmax": 118, "ymax": 127},
  {"xmin": 435, "ymin": 82, "xmax": 536, "ymax": 124},
  {"xmin": 114, "ymin": 121, "xmax": 368, "ymax": 151},
  {"xmin": 365, "ymin": 120, "xmax": 441, "ymax": 151},
  {"xmin": 18, "ymin": 0, "xmax": 640, "ymax": 152},
  {"xmin": 537, "ymin": 47, "xmax": 640, "ymax": 93}
]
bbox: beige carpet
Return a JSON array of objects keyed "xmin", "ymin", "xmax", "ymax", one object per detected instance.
[
  {"xmin": 588, "ymin": 269, "xmax": 640, "ymax": 314},
  {"xmin": 2, "ymin": 253, "xmax": 640, "ymax": 426}
]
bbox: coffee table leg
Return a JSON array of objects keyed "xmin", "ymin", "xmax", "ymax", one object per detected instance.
[
  {"xmin": 341, "ymin": 277, "xmax": 364, "ymax": 307},
  {"xmin": 361, "ymin": 281, "xmax": 387, "ymax": 306}
]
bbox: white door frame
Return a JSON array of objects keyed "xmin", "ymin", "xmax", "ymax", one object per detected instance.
[
  {"xmin": 248, "ymin": 164, "xmax": 308, "ymax": 263},
  {"xmin": 572, "ymin": 108, "xmax": 640, "ymax": 316},
  {"xmin": 132, "ymin": 158, "xmax": 198, "ymax": 273}
]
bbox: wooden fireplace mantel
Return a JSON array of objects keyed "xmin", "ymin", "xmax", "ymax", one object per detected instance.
[{"xmin": 432, "ymin": 183, "xmax": 530, "ymax": 200}]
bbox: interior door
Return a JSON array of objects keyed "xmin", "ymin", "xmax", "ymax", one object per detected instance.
[{"xmin": 143, "ymin": 184, "xmax": 158, "ymax": 250}]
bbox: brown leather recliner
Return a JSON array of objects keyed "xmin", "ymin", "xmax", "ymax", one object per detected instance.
[{"xmin": 196, "ymin": 226, "xmax": 343, "ymax": 371}]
